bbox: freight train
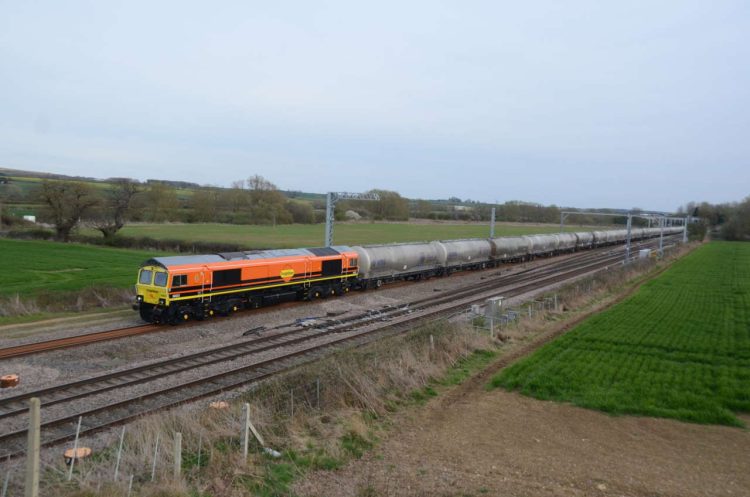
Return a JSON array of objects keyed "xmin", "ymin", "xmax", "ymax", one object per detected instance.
[{"xmin": 134, "ymin": 227, "xmax": 683, "ymax": 324}]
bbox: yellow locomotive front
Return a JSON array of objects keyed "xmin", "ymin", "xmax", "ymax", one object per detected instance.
[{"xmin": 134, "ymin": 265, "xmax": 170, "ymax": 321}]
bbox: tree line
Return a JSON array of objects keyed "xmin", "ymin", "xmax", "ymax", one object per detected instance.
[
  {"xmin": 678, "ymin": 197, "xmax": 750, "ymax": 241},
  {"xmin": 2, "ymin": 170, "xmax": 707, "ymax": 244},
  {"xmin": 0, "ymin": 176, "xmax": 417, "ymax": 242}
]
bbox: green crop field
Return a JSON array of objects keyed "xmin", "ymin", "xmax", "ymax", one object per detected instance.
[
  {"xmin": 103, "ymin": 222, "xmax": 588, "ymax": 249},
  {"xmin": 491, "ymin": 242, "xmax": 750, "ymax": 426},
  {"xmin": 0, "ymin": 239, "xmax": 158, "ymax": 296}
]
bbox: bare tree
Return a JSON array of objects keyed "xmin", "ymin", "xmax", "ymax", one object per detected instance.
[
  {"xmin": 89, "ymin": 179, "xmax": 140, "ymax": 240},
  {"xmin": 246, "ymin": 175, "xmax": 291, "ymax": 225},
  {"xmin": 39, "ymin": 180, "xmax": 99, "ymax": 241}
]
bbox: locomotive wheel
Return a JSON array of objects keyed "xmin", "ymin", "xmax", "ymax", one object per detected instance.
[{"xmin": 309, "ymin": 286, "xmax": 324, "ymax": 299}]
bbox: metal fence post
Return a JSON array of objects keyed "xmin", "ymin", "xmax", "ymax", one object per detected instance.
[
  {"xmin": 114, "ymin": 426, "xmax": 126, "ymax": 481},
  {"xmin": 150, "ymin": 433, "xmax": 160, "ymax": 481},
  {"xmin": 3, "ymin": 455, "xmax": 11, "ymax": 497},
  {"xmin": 67, "ymin": 416, "xmax": 83, "ymax": 481},
  {"xmin": 242, "ymin": 403, "xmax": 251, "ymax": 460}
]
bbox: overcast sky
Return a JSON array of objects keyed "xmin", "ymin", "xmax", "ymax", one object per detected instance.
[{"xmin": 1, "ymin": 1, "xmax": 748, "ymax": 211}]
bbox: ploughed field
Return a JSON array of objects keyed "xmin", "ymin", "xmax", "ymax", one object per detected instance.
[
  {"xmin": 0, "ymin": 239, "xmax": 156, "ymax": 296},
  {"xmin": 492, "ymin": 242, "xmax": 750, "ymax": 426}
]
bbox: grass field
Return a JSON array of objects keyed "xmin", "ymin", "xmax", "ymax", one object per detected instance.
[
  {"xmin": 102, "ymin": 221, "xmax": 589, "ymax": 249},
  {"xmin": 0, "ymin": 239, "xmax": 157, "ymax": 296},
  {"xmin": 491, "ymin": 242, "xmax": 750, "ymax": 426}
]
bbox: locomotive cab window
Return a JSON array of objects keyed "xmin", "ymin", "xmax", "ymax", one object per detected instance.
[
  {"xmin": 350, "ymin": 258, "xmax": 358, "ymax": 267},
  {"xmin": 139, "ymin": 269, "xmax": 153, "ymax": 284},
  {"xmin": 172, "ymin": 274, "xmax": 188, "ymax": 287},
  {"xmin": 154, "ymin": 272, "xmax": 168, "ymax": 287}
]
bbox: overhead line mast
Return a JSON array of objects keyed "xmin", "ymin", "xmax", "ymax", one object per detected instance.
[
  {"xmin": 324, "ymin": 192, "xmax": 380, "ymax": 247},
  {"xmin": 560, "ymin": 210, "xmax": 689, "ymax": 263}
]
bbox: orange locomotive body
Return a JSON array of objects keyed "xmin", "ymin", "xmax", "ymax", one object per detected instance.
[{"xmin": 134, "ymin": 246, "xmax": 359, "ymax": 324}]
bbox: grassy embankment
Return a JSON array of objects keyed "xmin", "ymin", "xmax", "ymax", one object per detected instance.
[
  {"xmin": 0, "ymin": 239, "xmax": 155, "ymax": 296},
  {"xmin": 0, "ymin": 239, "xmax": 157, "ymax": 325},
  {"xmin": 492, "ymin": 241, "xmax": 750, "ymax": 426}
]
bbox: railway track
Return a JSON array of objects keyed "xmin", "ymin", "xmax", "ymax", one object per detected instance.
[
  {"xmin": 0, "ymin": 237, "xmax": 672, "ymax": 360},
  {"xmin": 0, "ymin": 324, "xmax": 159, "ymax": 360},
  {"xmin": 0, "ymin": 236, "xmax": 679, "ymax": 459}
]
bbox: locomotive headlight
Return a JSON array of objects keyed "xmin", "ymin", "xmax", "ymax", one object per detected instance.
[
  {"xmin": 136, "ymin": 295, "xmax": 143, "ymax": 302},
  {"xmin": 158, "ymin": 298, "xmax": 166, "ymax": 305}
]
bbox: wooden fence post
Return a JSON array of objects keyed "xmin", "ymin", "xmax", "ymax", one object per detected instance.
[
  {"xmin": 24, "ymin": 398, "xmax": 40, "ymax": 497},
  {"xmin": 173, "ymin": 432, "xmax": 182, "ymax": 479},
  {"xmin": 197, "ymin": 434, "xmax": 203, "ymax": 469}
]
